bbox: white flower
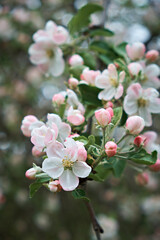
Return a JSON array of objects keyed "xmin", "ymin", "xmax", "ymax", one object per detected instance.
[
  {"xmin": 95, "ymin": 64, "xmax": 125, "ymax": 101},
  {"xmin": 140, "ymin": 64, "xmax": 160, "ymax": 89},
  {"xmin": 124, "ymin": 83, "xmax": 160, "ymax": 126},
  {"xmin": 42, "ymin": 138, "xmax": 91, "ymax": 191}
]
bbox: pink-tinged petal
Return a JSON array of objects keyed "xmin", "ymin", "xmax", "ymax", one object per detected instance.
[
  {"xmin": 59, "ymin": 123, "xmax": 71, "ymax": 141},
  {"xmin": 49, "ymin": 48, "xmax": 65, "ymax": 77},
  {"xmin": 145, "ymin": 64, "xmax": 160, "ymax": 78},
  {"xmin": 98, "ymin": 87, "xmax": 116, "ymax": 101},
  {"xmin": 119, "ymin": 71, "xmax": 125, "ymax": 83},
  {"xmin": 52, "ymin": 26, "xmax": 68, "ymax": 45},
  {"xmin": 64, "ymin": 138, "xmax": 78, "ymax": 162},
  {"xmin": 50, "ymin": 122, "xmax": 58, "ymax": 139},
  {"xmin": 72, "ymin": 161, "xmax": 91, "ymax": 178},
  {"xmin": 47, "ymin": 113, "xmax": 62, "ymax": 128},
  {"xmin": 127, "ymin": 83, "xmax": 142, "ymax": 99},
  {"xmin": 138, "ymin": 107, "xmax": 152, "ymax": 126},
  {"xmin": 95, "ymin": 75, "xmax": 109, "ymax": 89},
  {"xmin": 148, "ymin": 98, "xmax": 160, "ymax": 113},
  {"xmin": 143, "ymin": 131, "xmax": 158, "ymax": 148},
  {"xmin": 128, "ymin": 62, "xmax": 142, "ymax": 76},
  {"xmin": 46, "ymin": 141, "xmax": 64, "ymax": 158},
  {"xmin": 44, "ymin": 129, "xmax": 56, "ymax": 146},
  {"xmin": 67, "ymin": 114, "xmax": 85, "ymax": 126},
  {"xmin": 108, "ymin": 64, "xmax": 118, "ymax": 80},
  {"xmin": 124, "ymin": 95, "xmax": 138, "ymax": 115},
  {"xmin": 59, "ymin": 169, "xmax": 79, "ymax": 191},
  {"xmin": 42, "ymin": 157, "xmax": 64, "ymax": 178},
  {"xmin": 115, "ymin": 84, "xmax": 123, "ymax": 99},
  {"xmin": 45, "ymin": 20, "xmax": 57, "ymax": 32}
]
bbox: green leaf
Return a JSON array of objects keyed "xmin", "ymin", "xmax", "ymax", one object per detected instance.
[
  {"xmin": 99, "ymin": 54, "xmax": 114, "ymax": 65},
  {"xmin": 112, "ymin": 158, "xmax": 126, "ymax": 178},
  {"xmin": 90, "ymin": 40, "xmax": 112, "ymax": 54},
  {"xmin": 59, "ymin": 103, "xmax": 66, "ymax": 119},
  {"xmin": 91, "ymin": 161, "xmax": 112, "ymax": 181},
  {"xmin": 128, "ymin": 149, "xmax": 157, "ymax": 165},
  {"xmin": 109, "ymin": 107, "xmax": 123, "ymax": 132},
  {"xmin": 68, "ymin": 3, "xmax": 103, "ymax": 34},
  {"xmin": 72, "ymin": 189, "xmax": 89, "ymax": 201},
  {"xmin": 78, "ymin": 51, "xmax": 96, "ymax": 69},
  {"xmin": 70, "ymin": 65, "xmax": 86, "ymax": 79},
  {"xmin": 84, "ymin": 105, "xmax": 97, "ymax": 120},
  {"xmin": 35, "ymin": 173, "xmax": 51, "ymax": 183},
  {"xmin": 29, "ymin": 182, "xmax": 42, "ymax": 198},
  {"xmin": 88, "ymin": 135, "xmax": 95, "ymax": 145},
  {"xmin": 114, "ymin": 42, "xmax": 127, "ymax": 58},
  {"xmin": 78, "ymin": 83, "xmax": 102, "ymax": 106},
  {"xmin": 89, "ymin": 27, "xmax": 114, "ymax": 37},
  {"xmin": 73, "ymin": 136, "xmax": 88, "ymax": 145}
]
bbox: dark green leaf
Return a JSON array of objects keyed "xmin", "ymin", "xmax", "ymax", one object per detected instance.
[
  {"xmin": 35, "ymin": 173, "xmax": 51, "ymax": 183},
  {"xmin": 59, "ymin": 103, "xmax": 66, "ymax": 119},
  {"xmin": 73, "ymin": 136, "xmax": 88, "ymax": 145},
  {"xmin": 84, "ymin": 105, "xmax": 97, "ymax": 119},
  {"xmin": 90, "ymin": 161, "xmax": 112, "ymax": 181},
  {"xmin": 114, "ymin": 42, "xmax": 127, "ymax": 58},
  {"xmin": 112, "ymin": 158, "xmax": 126, "ymax": 178},
  {"xmin": 78, "ymin": 83, "xmax": 102, "ymax": 106},
  {"xmin": 119, "ymin": 110, "xmax": 128, "ymax": 126},
  {"xmin": 68, "ymin": 3, "xmax": 103, "ymax": 34},
  {"xmin": 70, "ymin": 65, "xmax": 86, "ymax": 79},
  {"xmin": 78, "ymin": 51, "xmax": 96, "ymax": 69},
  {"xmin": 128, "ymin": 149, "xmax": 157, "ymax": 165},
  {"xmin": 72, "ymin": 189, "xmax": 89, "ymax": 201},
  {"xmin": 90, "ymin": 40, "xmax": 112, "ymax": 54},
  {"xmin": 29, "ymin": 182, "xmax": 42, "ymax": 198},
  {"xmin": 89, "ymin": 27, "xmax": 114, "ymax": 37},
  {"xmin": 99, "ymin": 54, "xmax": 114, "ymax": 65}
]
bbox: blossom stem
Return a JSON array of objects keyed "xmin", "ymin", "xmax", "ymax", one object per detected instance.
[
  {"xmin": 102, "ymin": 127, "xmax": 106, "ymax": 149},
  {"xmin": 84, "ymin": 201, "xmax": 103, "ymax": 240}
]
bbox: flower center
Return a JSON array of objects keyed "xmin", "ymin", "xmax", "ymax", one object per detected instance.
[
  {"xmin": 110, "ymin": 78, "xmax": 118, "ymax": 87},
  {"xmin": 62, "ymin": 156, "xmax": 74, "ymax": 170},
  {"xmin": 46, "ymin": 49, "xmax": 54, "ymax": 59},
  {"xmin": 141, "ymin": 74, "xmax": 148, "ymax": 83},
  {"xmin": 138, "ymin": 98, "xmax": 148, "ymax": 107}
]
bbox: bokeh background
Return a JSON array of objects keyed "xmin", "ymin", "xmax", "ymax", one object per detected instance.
[{"xmin": 0, "ymin": 0, "xmax": 160, "ymax": 239}]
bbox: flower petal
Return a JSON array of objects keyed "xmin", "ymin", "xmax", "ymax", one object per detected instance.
[
  {"xmin": 59, "ymin": 169, "xmax": 79, "ymax": 191},
  {"xmin": 42, "ymin": 157, "xmax": 64, "ymax": 178},
  {"xmin": 46, "ymin": 141, "xmax": 64, "ymax": 158},
  {"xmin": 98, "ymin": 87, "xmax": 116, "ymax": 101},
  {"xmin": 59, "ymin": 122, "xmax": 71, "ymax": 141},
  {"xmin": 95, "ymin": 75, "xmax": 109, "ymax": 89},
  {"xmin": 124, "ymin": 95, "xmax": 138, "ymax": 115},
  {"xmin": 72, "ymin": 161, "xmax": 91, "ymax": 178},
  {"xmin": 115, "ymin": 84, "xmax": 123, "ymax": 99},
  {"xmin": 49, "ymin": 48, "xmax": 65, "ymax": 77},
  {"xmin": 64, "ymin": 138, "xmax": 78, "ymax": 162},
  {"xmin": 138, "ymin": 107, "xmax": 152, "ymax": 126},
  {"xmin": 148, "ymin": 98, "xmax": 160, "ymax": 113}
]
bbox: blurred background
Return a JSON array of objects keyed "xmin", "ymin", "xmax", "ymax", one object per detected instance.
[{"xmin": 0, "ymin": 0, "xmax": 160, "ymax": 239}]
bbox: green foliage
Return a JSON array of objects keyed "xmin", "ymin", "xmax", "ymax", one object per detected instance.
[
  {"xmin": 68, "ymin": 3, "xmax": 103, "ymax": 34},
  {"xmin": 90, "ymin": 161, "xmax": 112, "ymax": 181},
  {"xmin": 113, "ymin": 42, "xmax": 127, "ymax": 58},
  {"xmin": 72, "ymin": 189, "xmax": 89, "ymax": 201},
  {"xmin": 109, "ymin": 107, "xmax": 123, "ymax": 133},
  {"xmin": 84, "ymin": 105, "xmax": 98, "ymax": 119},
  {"xmin": 73, "ymin": 136, "xmax": 88, "ymax": 145},
  {"xmin": 29, "ymin": 181, "xmax": 43, "ymax": 198},
  {"xmin": 128, "ymin": 149, "xmax": 157, "ymax": 165},
  {"xmin": 69, "ymin": 65, "xmax": 86, "ymax": 79},
  {"xmin": 78, "ymin": 51, "xmax": 96, "ymax": 69},
  {"xmin": 78, "ymin": 83, "xmax": 102, "ymax": 106},
  {"xmin": 89, "ymin": 27, "xmax": 114, "ymax": 37},
  {"xmin": 112, "ymin": 158, "xmax": 126, "ymax": 178}
]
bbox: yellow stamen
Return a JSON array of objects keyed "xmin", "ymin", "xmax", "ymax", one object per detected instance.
[
  {"xmin": 62, "ymin": 156, "xmax": 74, "ymax": 169},
  {"xmin": 138, "ymin": 98, "xmax": 148, "ymax": 107},
  {"xmin": 110, "ymin": 78, "xmax": 118, "ymax": 87},
  {"xmin": 46, "ymin": 49, "xmax": 54, "ymax": 58}
]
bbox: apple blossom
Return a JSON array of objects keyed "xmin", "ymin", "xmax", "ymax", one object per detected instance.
[
  {"xmin": 32, "ymin": 146, "xmax": 45, "ymax": 157},
  {"xmin": 43, "ymin": 138, "xmax": 91, "ymax": 191},
  {"xmin": 52, "ymin": 93, "xmax": 65, "ymax": 105},
  {"xmin": 105, "ymin": 141, "xmax": 117, "ymax": 157},
  {"xmin": 25, "ymin": 166, "xmax": 41, "ymax": 180},
  {"xmin": 149, "ymin": 159, "xmax": 160, "ymax": 172},
  {"xmin": 76, "ymin": 141, "xmax": 87, "ymax": 162},
  {"xmin": 139, "ymin": 64, "xmax": 160, "ymax": 89},
  {"xmin": 135, "ymin": 172, "xmax": 149, "ymax": 186},
  {"xmin": 47, "ymin": 113, "xmax": 71, "ymax": 142},
  {"xmin": 21, "ymin": 115, "xmax": 38, "ymax": 137},
  {"xmin": 142, "ymin": 131, "xmax": 160, "ymax": 158},
  {"xmin": 145, "ymin": 50, "xmax": 159, "ymax": 62},
  {"xmin": 95, "ymin": 64, "xmax": 125, "ymax": 101},
  {"xmin": 68, "ymin": 77, "xmax": 79, "ymax": 89},
  {"xmin": 124, "ymin": 83, "xmax": 160, "ymax": 126},
  {"xmin": 105, "ymin": 101, "xmax": 113, "ymax": 108},
  {"xmin": 126, "ymin": 116, "xmax": 145, "ymax": 135},
  {"xmin": 69, "ymin": 54, "xmax": 84, "ymax": 66},
  {"xmin": 80, "ymin": 68, "xmax": 100, "ymax": 86},
  {"xmin": 48, "ymin": 180, "xmax": 62, "ymax": 192},
  {"xmin": 106, "ymin": 107, "xmax": 114, "ymax": 118},
  {"xmin": 31, "ymin": 125, "xmax": 57, "ymax": 151},
  {"xmin": 126, "ymin": 42, "xmax": 146, "ymax": 60},
  {"xmin": 95, "ymin": 108, "xmax": 112, "ymax": 128},
  {"xmin": 128, "ymin": 62, "xmax": 142, "ymax": 76},
  {"xmin": 28, "ymin": 42, "xmax": 65, "ymax": 77},
  {"xmin": 67, "ymin": 106, "xmax": 85, "ymax": 126}
]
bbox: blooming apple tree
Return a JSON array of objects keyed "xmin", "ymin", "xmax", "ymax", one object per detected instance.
[{"xmin": 21, "ymin": 3, "xmax": 160, "ymax": 240}]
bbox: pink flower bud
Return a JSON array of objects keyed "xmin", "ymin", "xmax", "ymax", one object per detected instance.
[
  {"xmin": 48, "ymin": 180, "xmax": 61, "ymax": 192},
  {"xmin": 105, "ymin": 141, "xmax": 117, "ymax": 157},
  {"xmin": 68, "ymin": 54, "xmax": 84, "ymax": 66},
  {"xmin": 105, "ymin": 101, "xmax": 113, "ymax": 108},
  {"xmin": 80, "ymin": 68, "xmax": 100, "ymax": 85},
  {"xmin": 76, "ymin": 141, "xmax": 87, "ymax": 162},
  {"xmin": 21, "ymin": 115, "xmax": 38, "ymax": 137},
  {"xmin": 128, "ymin": 62, "xmax": 143, "ymax": 76},
  {"xmin": 126, "ymin": 42, "xmax": 146, "ymax": 60},
  {"xmin": 135, "ymin": 172, "xmax": 149, "ymax": 186},
  {"xmin": 32, "ymin": 146, "xmax": 45, "ymax": 157},
  {"xmin": 69, "ymin": 133, "xmax": 80, "ymax": 138},
  {"xmin": 149, "ymin": 159, "xmax": 160, "ymax": 172},
  {"xmin": 106, "ymin": 107, "xmax": 114, "ymax": 118},
  {"xmin": 134, "ymin": 135, "xmax": 146, "ymax": 147},
  {"xmin": 67, "ymin": 106, "xmax": 85, "ymax": 126},
  {"xmin": 145, "ymin": 50, "xmax": 159, "ymax": 62},
  {"xmin": 126, "ymin": 116, "xmax": 145, "ymax": 135},
  {"xmin": 95, "ymin": 108, "xmax": 112, "ymax": 127},
  {"xmin": 25, "ymin": 167, "xmax": 41, "ymax": 180},
  {"xmin": 68, "ymin": 77, "xmax": 79, "ymax": 88},
  {"xmin": 52, "ymin": 93, "xmax": 65, "ymax": 105}
]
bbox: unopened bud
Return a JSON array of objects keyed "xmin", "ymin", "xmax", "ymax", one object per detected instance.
[{"xmin": 105, "ymin": 141, "xmax": 117, "ymax": 157}]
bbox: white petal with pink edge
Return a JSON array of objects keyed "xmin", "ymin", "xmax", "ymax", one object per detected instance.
[{"xmin": 59, "ymin": 169, "xmax": 79, "ymax": 191}]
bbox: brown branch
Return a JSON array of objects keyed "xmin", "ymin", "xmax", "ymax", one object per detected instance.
[{"xmin": 84, "ymin": 201, "xmax": 103, "ymax": 240}]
